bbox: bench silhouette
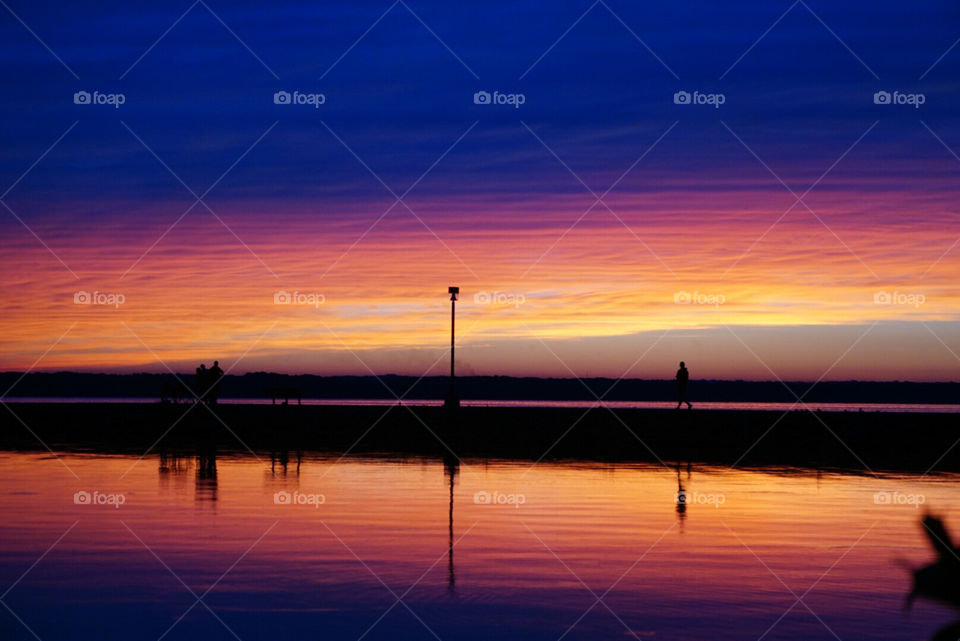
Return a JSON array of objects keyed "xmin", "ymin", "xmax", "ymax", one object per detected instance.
[
  {"xmin": 265, "ymin": 387, "xmax": 302, "ymax": 405},
  {"xmin": 160, "ymin": 379, "xmax": 192, "ymax": 404}
]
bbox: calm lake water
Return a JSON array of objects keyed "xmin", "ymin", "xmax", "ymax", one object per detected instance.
[{"xmin": 1, "ymin": 450, "xmax": 958, "ymax": 640}]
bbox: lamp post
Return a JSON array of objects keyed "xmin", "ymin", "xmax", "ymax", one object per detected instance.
[{"xmin": 445, "ymin": 286, "xmax": 460, "ymax": 409}]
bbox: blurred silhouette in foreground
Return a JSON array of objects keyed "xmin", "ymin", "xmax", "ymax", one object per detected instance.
[
  {"xmin": 905, "ymin": 514, "xmax": 960, "ymax": 641},
  {"xmin": 675, "ymin": 361, "xmax": 692, "ymax": 409}
]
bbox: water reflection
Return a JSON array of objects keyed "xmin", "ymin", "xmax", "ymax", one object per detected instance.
[
  {"xmin": 270, "ymin": 447, "xmax": 302, "ymax": 477},
  {"xmin": 161, "ymin": 445, "xmax": 220, "ymax": 504},
  {"xmin": 3, "ymin": 451, "xmax": 960, "ymax": 640},
  {"xmin": 675, "ymin": 464, "xmax": 687, "ymax": 531},
  {"xmin": 196, "ymin": 445, "xmax": 218, "ymax": 505},
  {"xmin": 445, "ymin": 454, "xmax": 459, "ymax": 594},
  {"xmin": 158, "ymin": 451, "xmax": 189, "ymax": 477}
]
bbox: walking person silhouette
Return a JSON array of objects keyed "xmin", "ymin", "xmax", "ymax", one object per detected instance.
[{"xmin": 676, "ymin": 361, "xmax": 692, "ymax": 409}]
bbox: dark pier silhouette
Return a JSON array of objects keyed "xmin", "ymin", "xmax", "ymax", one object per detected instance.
[{"xmin": 3, "ymin": 402, "xmax": 960, "ymax": 473}]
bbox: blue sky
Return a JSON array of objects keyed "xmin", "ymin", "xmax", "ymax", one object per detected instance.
[
  {"xmin": 2, "ymin": 0, "xmax": 958, "ymax": 203},
  {"xmin": 1, "ymin": 0, "xmax": 959, "ymax": 379}
]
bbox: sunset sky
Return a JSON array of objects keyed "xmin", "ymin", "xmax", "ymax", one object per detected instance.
[{"xmin": 1, "ymin": 0, "xmax": 958, "ymax": 380}]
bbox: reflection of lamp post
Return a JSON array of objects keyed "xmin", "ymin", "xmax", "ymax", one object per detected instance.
[
  {"xmin": 444, "ymin": 454, "xmax": 459, "ymax": 593},
  {"xmin": 445, "ymin": 286, "xmax": 460, "ymax": 409}
]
